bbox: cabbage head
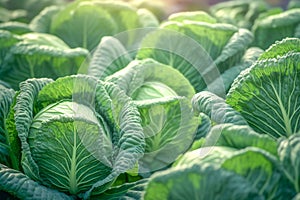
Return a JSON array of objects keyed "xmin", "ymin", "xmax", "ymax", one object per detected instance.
[{"xmin": 3, "ymin": 75, "xmax": 145, "ymax": 199}]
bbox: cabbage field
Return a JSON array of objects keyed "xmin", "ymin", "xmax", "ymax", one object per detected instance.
[{"xmin": 0, "ymin": 0, "xmax": 300, "ymax": 199}]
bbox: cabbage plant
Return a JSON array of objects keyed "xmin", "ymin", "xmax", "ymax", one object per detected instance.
[
  {"xmin": 0, "ymin": 32, "xmax": 88, "ymax": 90},
  {"xmin": 144, "ymin": 125, "xmax": 296, "ymax": 200},
  {"xmin": 104, "ymin": 59, "xmax": 198, "ymax": 174},
  {"xmin": 0, "ymin": 75, "xmax": 145, "ymax": 199},
  {"xmin": 209, "ymin": 0, "xmax": 270, "ymax": 29},
  {"xmin": 30, "ymin": 0, "xmax": 158, "ymax": 51},
  {"xmin": 252, "ymin": 8, "xmax": 300, "ymax": 49},
  {"xmin": 87, "ymin": 11, "xmax": 260, "ymax": 96},
  {"xmin": 136, "ymin": 12, "xmax": 255, "ymax": 94}
]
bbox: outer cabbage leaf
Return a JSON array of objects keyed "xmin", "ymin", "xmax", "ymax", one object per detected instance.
[
  {"xmin": 252, "ymin": 9, "xmax": 300, "ymax": 49},
  {"xmin": 259, "ymin": 37, "xmax": 300, "ymax": 60},
  {"xmin": 29, "ymin": 5, "xmax": 62, "ymax": 33},
  {"xmin": 173, "ymin": 144, "xmax": 294, "ymax": 199},
  {"xmin": 144, "ymin": 163, "xmax": 263, "ymax": 200},
  {"xmin": 0, "ymin": 85, "xmax": 15, "ymax": 167},
  {"xmin": 213, "ymin": 28, "xmax": 253, "ymax": 72},
  {"xmin": 106, "ymin": 59, "xmax": 195, "ymax": 100},
  {"xmin": 49, "ymin": 0, "xmax": 140, "ymax": 51},
  {"xmin": 6, "ymin": 78, "xmax": 53, "ymax": 177},
  {"xmin": 208, "ymin": 47, "xmax": 263, "ymax": 95},
  {"xmin": 168, "ymin": 21, "xmax": 254, "ymax": 71},
  {"xmin": 11, "ymin": 75, "xmax": 145, "ymax": 198},
  {"xmin": 0, "ymin": 163, "xmax": 73, "ymax": 200},
  {"xmin": 226, "ymin": 52, "xmax": 300, "ymax": 138},
  {"xmin": 194, "ymin": 112, "xmax": 211, "ymax": 140},
  {"xmin": 0, "ymin": 30, "xmax": 20, "ymax": 69},
  {"xmin": 28, "ymin": 101, "xmax": 113, "ymax": 195},
  {"xmin": 0, "ymin": 32, "xmax": 89, "ymax": 90},
  {"xmin": 278, "ymin": 135, "xmax": 300, "ymax": 192},
  {"xmin": 50, "ymin": 1, "xmax": 117, "ymax": 51},
  {"xmin": 0, "ymin": 21, "xmax": 32, "ymax": 35},
  {"xmin": 90, "ymin": 179, "xmax": 147, "ymax": 200},
  {"xmin": 210, "ymin": 0, "xmax": 269, "ymax": 29},
  {"xmin": 222, "ymin": 147, "xmax": 296, "ymax": 199},
  {"xmin": 192, "ymin": 91, "xmax": 248, "ymax": 125},
  {"xmin": 88, "ymin": 36, "xmax": 133, "ymax": 80},
  {"xmin": 168, "ymin": 11, "xmax": 217, "ymax": 23},
  {"xmin": 137, "ymin": 8, "xmax": 159, "ymax": 28},
  {"xmin": 205, "ymin": 124, "xmax": 277, "ymax": 155},
  {"xmin": 173, "ymin": 21, "xmax": 238, "ymax": 61},
  {"xmin": 173, "ymin": 146, "xmax": 236, "ymax": 168},
  {"xmin": 135, "ymin": 96, "xmax": 198, "ymax": 174}
]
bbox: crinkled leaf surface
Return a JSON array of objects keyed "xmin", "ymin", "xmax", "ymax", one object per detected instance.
[
  {"xmin": 210, "ymin": 0, "xmax": 269, "ymax": 29},
  {"xmin": 0, "ymin": 85, "xmax": 15, "ymax": 167},
  {"xmin": 259, "ymin": 37, "xmax": 300, "ymax": 60},
  {"xmin": 213, "ymin": 28, "xmax": 253, "ymax": 72},
  {"xmin": 88, "ymin": 36, "xmax": 133, "ymax": 80},
  {"xmin": 208, "ymin": 47, "xmax": 263, "ymax": 95},
  {"xmin": 0, "ymin": 163, "xmax": 73, "ymax": 200},
  {"xmin": 278, "ymin": 135, "xmax": 300, "ymax": 192},
  {"xmin": 192, "ymin": 91, "xmax": 248, "ymax": 125},
  {"xmin": 226, "ymin": 53, "xmax": 300, "ymax": 138}
]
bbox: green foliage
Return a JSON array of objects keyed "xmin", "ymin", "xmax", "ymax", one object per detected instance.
[
  {"xmin": 137, "ymin": 16, "xmax": 253, "ymax": 93},
  {"xmin": 0, "ymin": 32, "xmax": 89, "ymax": 90},
  {"xmin": 252, "ymin": 9, "xmax": 300, "ymax": 49},
  {"xmin": 227, "ymin": 52, "xmax": 300, "ymax": 138},
  {"xmin": 210, "ymin": 0, "xmax": 269, "ymax": 29}
]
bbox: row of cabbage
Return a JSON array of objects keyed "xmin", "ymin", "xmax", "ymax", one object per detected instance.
[{"xmin": 0, "ymin": 0, "xmax": 300, "ymax": 199}]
